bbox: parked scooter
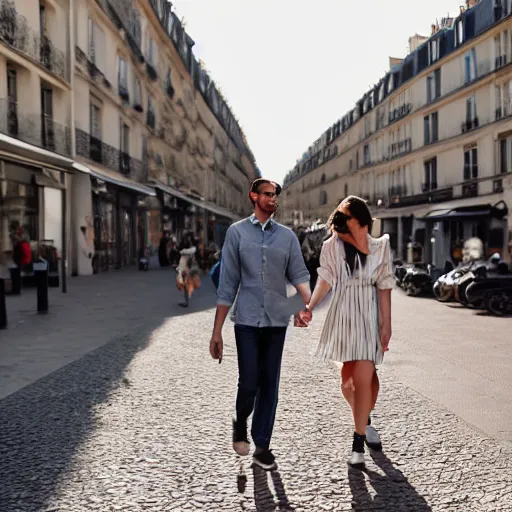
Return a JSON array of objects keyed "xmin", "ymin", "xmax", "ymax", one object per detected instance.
[
  {"xmin": 465, "ymin": 265, "xmax": 512, "ymax": 316},
  {"xmin": 395, "ymin": 262, "xmax": 442, "ymax": 297}
]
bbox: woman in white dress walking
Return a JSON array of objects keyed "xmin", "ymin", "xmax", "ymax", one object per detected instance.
[{"xmin": 296, "ymin": 196, "xmax": 394, "ymax": 469}]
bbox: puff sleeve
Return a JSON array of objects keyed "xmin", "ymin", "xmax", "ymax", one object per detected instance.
[
  {"xmin": 317, "ymin": 235, "xmax": 339, "ymax": 287},
  {"xmin": 376, "ymin": 236, "xmax": 395, "ymax": 290}
]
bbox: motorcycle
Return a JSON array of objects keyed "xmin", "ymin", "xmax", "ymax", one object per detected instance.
[
  {"xmin": 395, "ymin": 262, "xmax": 442, "ymax": 297},
  {"xmin": 465, "ymin": 270, "xmax": 512, "ymax": 316}
]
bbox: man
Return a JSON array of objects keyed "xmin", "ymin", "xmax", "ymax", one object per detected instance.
[{"xmin": 209, "ymin": 178, "xmax": 310, "ymax": 471}]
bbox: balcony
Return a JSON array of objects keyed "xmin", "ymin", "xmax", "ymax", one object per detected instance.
[
  {"xmin": 495, "ymin": 55, "xmax": 508, "ymax": 70},
  {"xmin": 388, "ymin": 103, "xmax": 412, "ymax": 124},
  {"xmin": 119, "ymin": 151, "xmax": 130, "ymax": 175},
  {"xmin": 76, "ymin": 128, "xmax": 143, "ymax": 178},
  {"xmin": 396, "ymin": 185, "xmax": 453, "ymax": 208},
  {"xmin": 389, "ymin": 186, "xmax": 407, "ymax": 206},
  {"xmin": 496, "ymin": 106, "xmax": 506, "ymax": 120},
  {"xmin": 76, "ymin": 47, "xmax": 112, "ymax": 90},
  {"xmin": 145, "ymin": 62, "xmax": 158, "ymax": 81},
  {"xmin": 461, "ymin": 117, "xmax": 479, "ymax": 133},
  {"xmin": 388, "ymin": 138, "xmax": 412, "ymax": 159},
  {"xmin": 118, "ymin": 83, "xmax": 129, "ymax": 103},
  {"xmin": 0, "ymin": 98, "xmax": 70, "ymax": 155},
  {"xmin": 462, "ymin": 181, "xmax": 478, "ymax": 198},
  {"xmin": 90, "ymin": 135, "xmax": 103, "ymax": 164},
  {"xmin": 0, "ymin": 0, "xmax": 67, "ymax": 80}
]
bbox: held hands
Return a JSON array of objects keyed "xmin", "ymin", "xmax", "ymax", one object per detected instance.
[
  {"xmin": 209, "ymin": 333, "xmax": 223, "ymax": 363},
  {"xmin": 380, "ymin": 323, "xmax": 392, "ymax": 352},
  {"xmin": 294, "ymin": 307, "xmax": 312, "ymax": 328}
]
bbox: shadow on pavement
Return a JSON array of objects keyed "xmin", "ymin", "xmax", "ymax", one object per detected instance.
[
  {"xmin": 251, "ymin": 465, "xmax": 294, "ymax": 511},
  {"xmin": 348, "ymin": 451, "xmax": 432, "ymax": 511},
  {"xmin": 0, "ymin": 269, "xmax": 218, "ymax": 511}
]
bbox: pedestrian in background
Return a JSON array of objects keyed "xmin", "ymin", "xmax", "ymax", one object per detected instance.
[
  {"xmin": 296, "ymin": 196, "xmax": 394, "ymax": 470},
  {"xmin": 209, "ymin": 178, "xmax": 310, "ymax": 471},
  {"xmin": 176, "ymin": 235, "xmax": 201, "ymax": 307}
]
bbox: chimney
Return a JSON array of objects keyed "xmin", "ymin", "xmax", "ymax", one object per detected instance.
[
  {"xmin": 466, "ymin": 0, "xmax": 479, "ymax": 8},
  {"xmin": 389, "ymin": 57, "xmax": 403, "ymax": 70},
  {"xmin": 431, "ymin": 24, "xmax": 437, "ymax": 35}
]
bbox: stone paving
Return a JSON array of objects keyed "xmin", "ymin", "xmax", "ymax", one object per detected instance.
[{"xmin": 1, "ymin": 275, "xmax": 512, "ymax": 511}]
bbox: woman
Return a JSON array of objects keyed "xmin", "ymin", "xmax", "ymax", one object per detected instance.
[
  {"xmin": 296, "ymin": 196, "xmax": 394, "ymax": 469},
  {"xmin": 176, "ymin": 237, "xmax": 201, "ymax": 307}
]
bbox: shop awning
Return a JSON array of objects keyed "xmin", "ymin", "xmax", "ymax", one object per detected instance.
[
  {"xmin": 72, "ymin": 162, "xmax": 156, "ymax": 196},
  {"xmin": 152, "ymin": 182, "xmax": 240, "ymax": 221},
  {"xmin": 421, "ymin": 206, "xmax": 492, "ymax": 221},
  {"xmin": 0, "ymin": 133, "xmax": 75, "ymax": 171}
]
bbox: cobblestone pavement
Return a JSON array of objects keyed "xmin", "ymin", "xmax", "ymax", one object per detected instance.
[{"xmin": 1, "ymin": 280, "xmax": 512, "ymax": 511}]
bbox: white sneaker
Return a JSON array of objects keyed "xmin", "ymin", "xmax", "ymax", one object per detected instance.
[
  {"xmin": 365, "ymin": 425, "xmax": 382, "ymax": 451},
  {"xmin": 347, "ymin": 451, "xmax": 365, "ymax": 469}
]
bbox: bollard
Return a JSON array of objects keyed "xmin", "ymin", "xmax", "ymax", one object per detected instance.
[
  {"xmin": 0, "ymin": 279, "xmax": 6, "ymax": 329},
  {"xmin": 34, "ymin": 260, "xmax": 49, "ymax": 314},
  {"xmin": 8, "ymin": 264, "xmax": 21, "ymax": 295}
]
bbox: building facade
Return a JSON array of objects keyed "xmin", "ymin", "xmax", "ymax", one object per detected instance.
[
  {"xmin": 0, "ymin": 0, "xmax": 73, "ymax": 283},
  {"xmin": 1, "ymin": 0, "xmax": 259, "ymax": 280},
  {"xmin": 281, "ymin": 0, "xmax": 512, "ymax": 265}
]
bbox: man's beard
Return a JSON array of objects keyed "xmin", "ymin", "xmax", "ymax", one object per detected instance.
[{"xmin": 257, "ymin": 200, "xmax": 277, "ymax": 214}]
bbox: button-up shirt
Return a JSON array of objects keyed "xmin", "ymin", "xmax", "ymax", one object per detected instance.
[{"xmin": 217, "ymin": 216, "xmax": 310, "ymax": 327}]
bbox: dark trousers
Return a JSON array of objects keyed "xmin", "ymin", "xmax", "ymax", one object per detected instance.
[{"xmin": 234, "ymin": 325, "xmax": 287, "ymax": 450}]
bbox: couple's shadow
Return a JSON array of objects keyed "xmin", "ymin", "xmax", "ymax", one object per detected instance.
[
  {"xmin": 349, "ymin": 450, "xmax": 432, "ymax": 511},
  {"xmin": 237, "ymin": 461, "xmax": 294, "ymax": 511}
]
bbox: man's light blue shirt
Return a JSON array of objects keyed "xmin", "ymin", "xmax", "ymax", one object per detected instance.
[{"xmin": 217, "ymin": 216, "xmax": 310, "ymax": 327}]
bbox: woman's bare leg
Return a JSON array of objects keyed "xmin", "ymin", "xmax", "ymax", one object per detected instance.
[
  {"xmin": 371, "ymin": 370, "xmax": 379, "ymax": 412},
  {"xmin": 341, "ymin": 362, "xmax": 355, "ymax": 414},
  {"xmin": 352, "ymin": 361, "xmax": 376, "ymax": 435}
]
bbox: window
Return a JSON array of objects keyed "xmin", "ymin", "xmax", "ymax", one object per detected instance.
[
  {"xmin": 133, "ymin": 77, "xmax": 142, "ymax": 108},
  {"xmin": 456, "ymin": 19, "xmax": 464, "ymax": 47},
  {"xmin": 319, "ymin": 190, "xmax": 328, "ymax": 205},
  {"xmin": 466, "ymin": 96, "xmax": 477, "ymax": 122},
  {"xmin": 424, "ymin": 112, "xmax": 438, "ymax": 145},
  {"xmin": 89, "ymin": 102, "xmax": 101, "ymax": 138},
  {"xmin": 363, "ymin": 144, "xmax": 370, "ymax": 165},
  {"xmin": 147, "ymin": 36, "xmax": 156, "ymax": 66},
  {"xmin": 496, "ymin": 81, "xmax": 512, "ymax": 118},
  {"xmin": 464, "ymin": 145, "xmax": 478, "ymax": 180},
  {"xmin": 120, "ymin": 120, "xmax": 129, "ymax": 154},
  {"xmin": 424, "ymin": 157, "xmax": 437, "ymax": 190},
  {"xmin": 494, "ymin": 30, "xmax": 509, "ymax": 68},
  {"xmin": 464, "ymin": 49, "xmax": 476, "ymax": 83},
  {"xmin": 88, "ymin": 18, "xmax": 105, "ymax": 70},
  {"xmin": 499, "ymin": 136, "xmax": 512, "ymax": 174},
  {"xmin": 39, "ymin": 2, "xmax": 46, "ymax": 36},
  {"xmin": 429, "ymin": 38, "xmax": 439, "ymax": 64},
  {"xmin": 117, "ymin": 56, "xmax": 128, "ymax": 90},
  {"xmin": 427, "ymin": 69, "xmax": 441, "ymax": 102},
  {"xmin": 6, "ymin": 68, "xmax": 18, "ymax": 135},
  {"xmin": 147, "ymin": 95, "xmax": 155, "ymax": 129}
]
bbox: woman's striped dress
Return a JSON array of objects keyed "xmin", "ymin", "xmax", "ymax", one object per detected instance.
[{"xmin": 315, "ymin": 233, "xmax": 395, "ymax": 364}]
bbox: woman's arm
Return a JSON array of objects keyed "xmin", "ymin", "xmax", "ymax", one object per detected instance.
[{"xmin": 377, "ymin": 288, "xmax": 392, "ymax": 352}]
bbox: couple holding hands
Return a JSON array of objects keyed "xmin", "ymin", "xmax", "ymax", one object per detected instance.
[{"xmin": 210, "ymin": 178, "xmax": 394, "ymax": 471}]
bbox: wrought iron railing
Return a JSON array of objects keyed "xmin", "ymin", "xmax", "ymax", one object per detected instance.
[
  {"xmin": 0, "ymin": 0, "xmax": 68, "ymax": 81},
  {"xmin": 76, "ymin": 128, "xmax": 144, "ymax": 181},
  {"xmin": 0, "ymin": 98, "xmax": 71, "ymax": 155}
]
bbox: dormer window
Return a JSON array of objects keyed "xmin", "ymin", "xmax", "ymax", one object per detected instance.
[
  {"xmin": 429, "ymin": 38, "xmax": 439, "ymax": 64},
  {"xmin": 455, "ymin": 19, "xmax": 464, "ymax": 47}
]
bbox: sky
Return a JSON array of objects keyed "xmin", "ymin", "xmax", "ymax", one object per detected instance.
[{"xmin": 174, "ymin": 0, "xmax": 463, "ymax": 184}]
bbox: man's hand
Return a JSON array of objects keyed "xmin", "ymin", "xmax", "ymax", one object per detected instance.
[
  {"xmin": 210, "ymin": 333, "xmax": 223, "ymax": 363},
  {"xmin": 294, "ymin": 309, "xmax": 312, "ymax": 327},
  {"xmin": 380, "ymin": 323, "xmax": 391, "ymax": 352}
]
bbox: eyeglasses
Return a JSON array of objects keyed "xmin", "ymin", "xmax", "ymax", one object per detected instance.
[
  {"xmin": 259, "ymin": 191, "xmax": 278, "ymax": 198},
  {"xmin": 334, "ymin": 211, "xmax": 352, "ymax": 221}
]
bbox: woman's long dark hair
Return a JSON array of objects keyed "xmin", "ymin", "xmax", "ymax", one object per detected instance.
[{"xmin": 327, "ymin": 196, "xmax": 373, "ymax": 233}]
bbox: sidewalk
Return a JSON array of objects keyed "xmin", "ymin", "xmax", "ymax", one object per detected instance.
[{"xmin": 0, "ymin": 266, "xmax": 217, "ymax": 400}]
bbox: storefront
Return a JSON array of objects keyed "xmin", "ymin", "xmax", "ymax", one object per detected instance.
[
  {"xmin": 151, "ymin": 181, "xmax": 240, "ymax": 247},
  {"xmin": 0, "ymin": 142, "xmax": 73, "ymax": 289},
  {"xmin": 72, "ymin": 163, "xmax": 156, "ymax": 275}
]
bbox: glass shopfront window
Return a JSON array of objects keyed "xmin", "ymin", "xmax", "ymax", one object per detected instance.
[{"xmin": 0, "ymin": 170, "xmax": 39, "ymax": 267}]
